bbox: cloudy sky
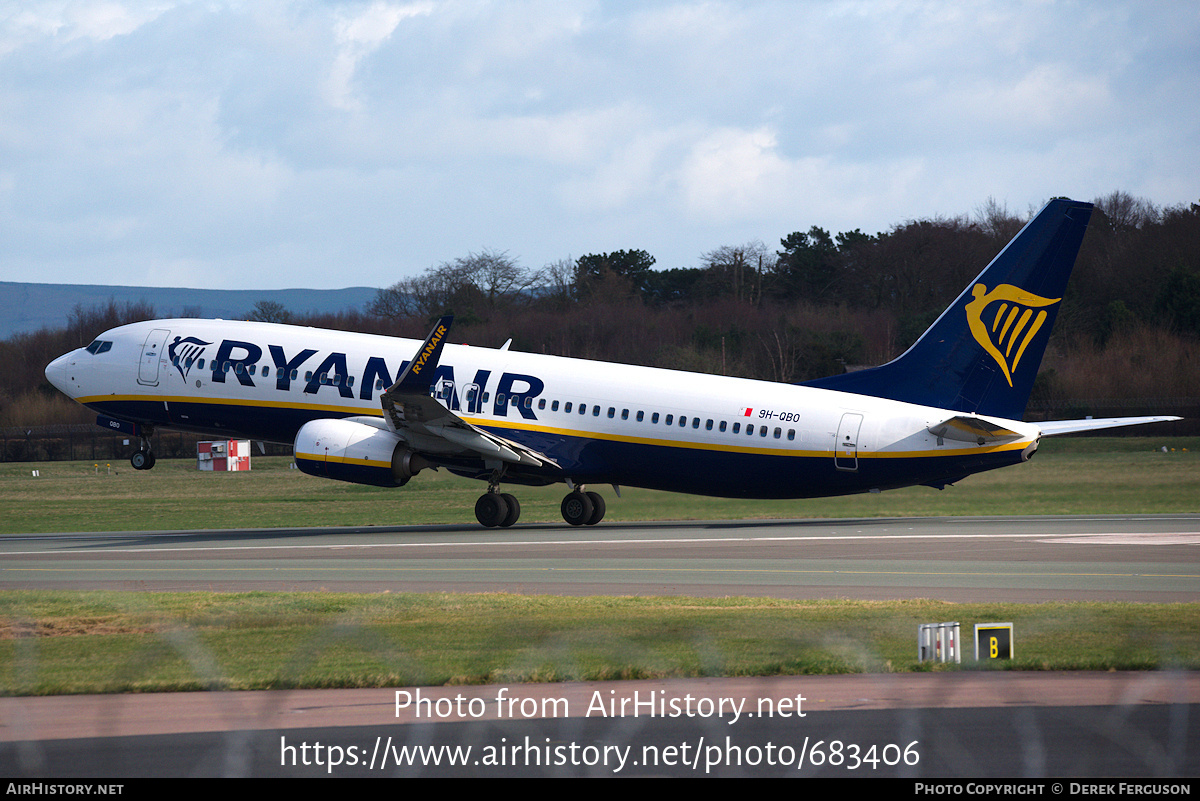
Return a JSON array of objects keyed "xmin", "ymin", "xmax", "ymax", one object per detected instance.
[{"xmin": 1, "ymin": 1, "xmax": 1197, "ymax": 291}]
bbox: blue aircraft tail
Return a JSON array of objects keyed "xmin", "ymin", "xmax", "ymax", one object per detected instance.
[{"xmin": 800, "ymin": 198, "xmax": 1093, "ymax": 420}]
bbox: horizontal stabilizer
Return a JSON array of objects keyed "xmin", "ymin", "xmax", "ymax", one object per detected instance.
[
  {"xmin": 929, "ymin": 416, "xmax": 1024, "ymax": 444},
  {"xmin": 1038, "ymin": 416, "xmax": 1181, "ymax": 436}
]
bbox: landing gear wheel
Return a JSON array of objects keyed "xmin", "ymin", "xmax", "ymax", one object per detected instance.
[
  {"xmin": 584, "ymin": 491, "xmax": 605, "ymax": 525},
  {"xmin": 131, "ymin": 450, "xmax": 154, "ymax": 470},
  {"xmin": 499, "ymin": 493, "xmax": 521, "ymax": 528},
  {"xmin": 475, "ymin": 493, "xmax": 509, "ymax": 528},
  {"xmin": 561, "ymin": 491, "xmax": 594, "ymax": 526}
]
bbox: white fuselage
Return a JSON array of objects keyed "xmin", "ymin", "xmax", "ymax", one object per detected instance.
[{"xmin": 45, "ymin": 318, "xmax": 1040, "ymax": 499}]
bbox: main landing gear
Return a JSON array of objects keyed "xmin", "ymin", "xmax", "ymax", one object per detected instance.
[
  {"xmin": 475, "ymin": 491, "xmax": 521, "ymax": 528},
  {"xmin": 472, "ymin": 485, "xmax": 607, "ymax": 528},
  {"xmin": 560, "ymin": 489, "xmax": 605, "ymax": 527}
]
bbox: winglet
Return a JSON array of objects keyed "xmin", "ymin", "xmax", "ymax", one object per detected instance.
[{"xmin": 391, "ymin": 315, "xmax": 454, "ymax": 394}]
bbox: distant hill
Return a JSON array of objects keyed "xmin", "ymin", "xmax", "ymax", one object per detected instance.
[{"xmin": 0, "ymin": 282, "xmax": 378, "ymax": 339}]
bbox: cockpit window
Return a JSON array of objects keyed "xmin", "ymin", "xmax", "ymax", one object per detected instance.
[{"xmin": 85, "ymin": 340, "xmax": 113, "ymax": 355}]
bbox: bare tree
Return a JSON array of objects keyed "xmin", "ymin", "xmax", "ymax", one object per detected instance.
[
  {"xmin": 369, "ymin": 249, "xmax": 539, "ymax": 323},
  {"xmin": 1093, "ymin": 190, "xmax": 1159, "ymax": 230},
  {"xmin": 701, "ymin": 241, "xmax": 775, "ymax": 305},
  {"xmin": 246, "ymin": 300, "xmax": 292, "ymax": 324},
  {"xmin": 974, "ymin": 196, "xmax": 1024, "ymax": 242},
  {"xmin": 537, "ymin": 257, "xmax": 577, "ymax": 311}
]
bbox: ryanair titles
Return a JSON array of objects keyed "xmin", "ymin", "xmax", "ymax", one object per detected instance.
[{"xmin": 198, "ymin": 338, "xmax": 544, "ymax": 419}]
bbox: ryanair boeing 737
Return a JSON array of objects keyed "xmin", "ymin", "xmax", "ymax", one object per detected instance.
[{"xmin": 44, "ymin": 199, "xmax": 1179, "ymax": 527}]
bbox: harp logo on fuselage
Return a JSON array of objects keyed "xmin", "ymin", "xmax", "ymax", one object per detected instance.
[{"xmin": 167, "ymin": 336, "xmax": 211, "ymax": 381}]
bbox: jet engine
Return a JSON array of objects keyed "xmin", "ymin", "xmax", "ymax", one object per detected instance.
[{"xmin": 294, "ymin": 418, "xmax": 429, "ymax": 487}]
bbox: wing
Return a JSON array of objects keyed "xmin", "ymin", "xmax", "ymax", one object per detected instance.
[{"xmin": 378, "ymin": 316, "xmax": 556, "ymax": 469}]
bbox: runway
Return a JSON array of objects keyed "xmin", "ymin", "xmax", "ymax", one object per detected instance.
[{"xmin": 2, "ymin": 514, "xmax": 1198, "ymax": 601}]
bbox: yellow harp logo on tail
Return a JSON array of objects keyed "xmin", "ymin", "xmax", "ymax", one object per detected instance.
[{"xmin": 965, "ymin": 283, "xmax": 1060, "ymax": 387}]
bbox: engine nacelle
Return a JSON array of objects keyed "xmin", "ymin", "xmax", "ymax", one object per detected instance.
[{"xmin": 294, "ymin": 418, "xmax": 429, "ymax": 487}]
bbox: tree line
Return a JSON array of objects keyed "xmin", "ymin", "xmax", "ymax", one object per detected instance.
[{"xmin": 3, "ymin": 191, "xmax": 1198, "ymax": 430}]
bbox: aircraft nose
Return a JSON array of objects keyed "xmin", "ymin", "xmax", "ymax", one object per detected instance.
[{"xmin": 45, "ymin": 352, "xmax": 74, "ymax": 397}]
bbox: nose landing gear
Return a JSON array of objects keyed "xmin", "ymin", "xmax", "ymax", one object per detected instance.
[
  {"xmin": 130, "ymin": 448, "xmax": 156, "ymax": 470},
  {"xmin": 130, "ymin": 431, "xmax": 156, "ymax": 470}
]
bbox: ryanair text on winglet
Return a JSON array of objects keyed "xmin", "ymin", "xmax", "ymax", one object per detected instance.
[{"xmin": 410, "ymin": 323, "xmax": 447, "ymax": 378}]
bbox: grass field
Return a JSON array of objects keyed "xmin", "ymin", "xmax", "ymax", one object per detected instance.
[
  {"xmin": 0, "ymin": 437, "xmax": 1197, "ymax": 533},
  {"xmin": 2, "ymin": 592, "xmax": 1198, "ymax": 695},
  {"xmin": 1, "ymin": 437, "xmax": 1196, "ymax": 695}
]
